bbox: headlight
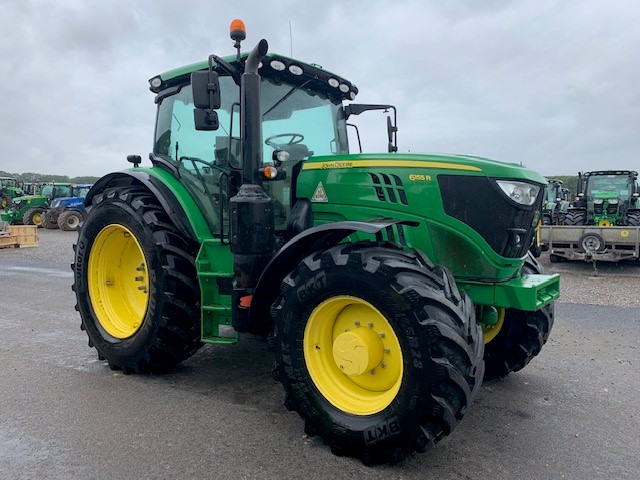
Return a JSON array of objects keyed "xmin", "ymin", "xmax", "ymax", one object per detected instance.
[
  {"xmin": 496, "ymin": 180, "xmax": 540, "ymax": 206},
  {"xmin": 608, "ymin": 199, "xmax": 619, "ymax": 204},
  {"xmin": 593, "ymin": 199, "xmax": 604, "ymax": 205}
]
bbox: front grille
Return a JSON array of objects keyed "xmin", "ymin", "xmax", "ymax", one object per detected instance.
[
  {"xmin": 369, "ymin": 173, "xmax": 408, "ymax": 205},
  {"xmin": 438, "ymin": 175, "xmax": 542, "ymax": 258},
  {"xmin": 593, "ymin": 203, "xmax": 604, "ymax": 214}
]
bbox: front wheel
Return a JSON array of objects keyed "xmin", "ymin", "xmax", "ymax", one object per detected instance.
[
  {"xmin": 271, "ymin": 243, "xmax": 484, "ymax": 463},
  {"xmin": 72, "ymin": 186, "xmax": 202, "ymax": 373},
  {"xmin": 483, "ymin": 253, "xmax": 554, "ymax": 380}
]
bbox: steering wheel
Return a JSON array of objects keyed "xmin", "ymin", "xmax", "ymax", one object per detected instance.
[{"xmin": 265, "ymin": 133, "xmax": 305, "ymax": 148}]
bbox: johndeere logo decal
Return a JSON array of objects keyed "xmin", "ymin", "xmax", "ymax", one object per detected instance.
[{"xmin": 311, "ymin": 182, "xmax": 328, "ymax": 202}]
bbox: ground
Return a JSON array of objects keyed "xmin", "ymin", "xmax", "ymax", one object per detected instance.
[{"xmin": 1, "ymin": 230, "xmax": 639, "ymax": 479}]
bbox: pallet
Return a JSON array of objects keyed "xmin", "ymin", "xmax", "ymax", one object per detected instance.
[{"xmin": 0, "ymin": 225, "xmax": 39, "ymax": 249}]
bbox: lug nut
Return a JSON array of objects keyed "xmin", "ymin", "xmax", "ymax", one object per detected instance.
[
  {"xmin": 367, "ymin": 322, "xmax": 374, "ymax": 328},
  {"xmin": 136, "ymin": 264, "xmax": 145, "ymax": 271},
  {"xmin": 354, "ymin": 321, "xmax": 360, "ymax": 327},
  {"xmin": 384, "ymin": 347, "xmax": 390, "ymax": 354},
  {"xmin": 379, "ymin": 332, "xmax": 385, "ymax": 338},
  {"xmin": 370, "ymin": 369, "xmax": 376, "ymax": 375},
  {"xmin": 135, "ymin": 276, "xmax": 143, "ymax": 282}
]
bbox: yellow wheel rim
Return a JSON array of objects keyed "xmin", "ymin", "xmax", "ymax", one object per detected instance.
[
  {"xmin": 482, "ymin": 308, "xmax": 505, "ymax": 344},
  {"xmin": 33, "ymin": 213, "xmax": 42, "ymax": 225},
  {"xmin": 303, "ymin": 296, "xmax": 403, "ymax": 416},
  {"xmin": 536, "ymin": 218, "xmax": 542, "ymax": 247},
  {"xmin": 88, "ymin": 224, "xmax": 149, "ymax": 339},
  {"xmin": 1, "ymin": 199, "xmax": 6, "ymax": 208},
  {"xmin": 598, "ymin": 220, "xmax": 611, "ymax": 227}
]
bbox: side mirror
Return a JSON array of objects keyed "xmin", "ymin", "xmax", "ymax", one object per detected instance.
[
  {"xmin": 387, "ymin": 116, "xmax": 398, "ymax": 153},
  {"xmin": 191, "ymin": 70, "xmax": 221, "ymax": 131}
]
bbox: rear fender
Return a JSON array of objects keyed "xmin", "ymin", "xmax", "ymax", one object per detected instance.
[
  {"xmin": 85, "ymin": 170, "xmax": 199, "ymax": 241},
  {"xmin": 249, "ymin": 218, "xmax": 419, "ymax": 335}
]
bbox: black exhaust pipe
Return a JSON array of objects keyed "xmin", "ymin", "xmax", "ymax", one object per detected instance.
[{"xmin": 230, "ymin": 39, "xmax": 275, "ymax": 334}]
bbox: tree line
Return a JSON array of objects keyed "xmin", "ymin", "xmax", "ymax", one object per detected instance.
[{"xmin": 0, "ymin": 171, "xmax": 100, "ymax": 184}]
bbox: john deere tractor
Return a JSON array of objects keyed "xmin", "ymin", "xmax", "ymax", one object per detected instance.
[
  {"xmin": 0, "ymin": 177, "xmax": 24, "ymax": 209},
  {"xmin": 564, "ymin": 170, "xmax": 640, "ymax": 226},
  {"xmin": 73, "ymin": 21, "xmax": 559, "ymax": 463},
  {"xmin": 542, "ymin": 179, "xmax": 570, "ymax": 225}
]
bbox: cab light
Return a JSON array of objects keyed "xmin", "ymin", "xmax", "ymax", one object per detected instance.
[
  {"xmin": 328, "ymin": 78, "xmax": 339, "ymax": 87},
  {"xmin": 270, "ymin": 60, "xmax": 286, "ymax": 71},
  {"xmin": 288, "ymin": 65, "xmax": 303, "ymax": 76},
  {"xmin": 263, "ymin": 165, "xmax": 278, "ymax": 179},
  {"xmin": 150, "ymin": 77, "xmax": 162, "ymax": 88},
  {"xmin": 339, "ymin": 84, "xmax": 349, "ymax": 93}
]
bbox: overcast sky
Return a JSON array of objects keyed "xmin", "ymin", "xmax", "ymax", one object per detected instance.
[{"xmin": 1, "ymin": 0, "xmax": 638, "ymax": 177}]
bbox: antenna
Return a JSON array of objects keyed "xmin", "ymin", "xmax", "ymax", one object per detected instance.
[{"xmin": 289, "ymin": 20, "xmax": 293, "ymax": 57}]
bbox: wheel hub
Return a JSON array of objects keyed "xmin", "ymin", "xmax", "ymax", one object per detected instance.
[
  {"xmin": 332, "ymin": 328, "xmax": 384, "ymax": 376},
  {"xmin": 303, "ymin": 296, "xmax": 403, "ymax": 415}
]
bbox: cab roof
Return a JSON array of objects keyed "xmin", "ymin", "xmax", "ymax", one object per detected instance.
[{"xmin": 150, "ymin": 52, "xmax": 358, "ymax": 102}]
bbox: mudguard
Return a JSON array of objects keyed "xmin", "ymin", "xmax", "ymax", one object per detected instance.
[
  {"xmin": 249, "ymin": 218, "xmax": 419, "ymax": 335},
  {"xmin": 84, "ymin": 170, "xmax": 197, "ymax": 241}
]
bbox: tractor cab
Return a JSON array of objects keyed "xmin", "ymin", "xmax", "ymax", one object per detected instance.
[{"xmin": 150, "ymin": 49, "xmax": 395, "ymax": 236}]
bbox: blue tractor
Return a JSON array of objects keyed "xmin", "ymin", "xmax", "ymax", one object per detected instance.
[{"xmin": 41, "ymin": 184, "xmax": 93, "ymax": 231}]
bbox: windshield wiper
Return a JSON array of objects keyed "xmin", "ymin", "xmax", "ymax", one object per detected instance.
[{"xmin": 262, "ymin": 80, "xmax": 311, "ymax": 118}]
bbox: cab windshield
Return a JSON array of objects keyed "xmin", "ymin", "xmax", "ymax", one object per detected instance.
[
  {"xmin": 587, "ymin": 175, "xmax": 630, "ymax": 199},
  {"xmin": 75, "ymin": 187, "xmax": 92, "ymax": 199},
  {"xmin": 153, "ymin": 74, "xmax": 349, "ymax": 233}
]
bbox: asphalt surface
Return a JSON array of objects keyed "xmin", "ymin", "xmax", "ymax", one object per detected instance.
[{"xmin": 1, "ymin": 230, "xmax": 639, "ymax": 479}]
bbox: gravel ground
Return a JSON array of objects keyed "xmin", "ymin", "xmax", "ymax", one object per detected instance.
[{"xmin": 538, "ymin": 253, "xmax": 640, "ymax": 307}]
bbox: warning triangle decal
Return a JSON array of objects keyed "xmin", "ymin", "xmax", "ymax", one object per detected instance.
[{"xmin": 311, "ymin": 182, "xmax": 328, "ymax": 202}]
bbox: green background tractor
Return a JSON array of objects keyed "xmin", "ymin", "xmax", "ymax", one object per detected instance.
[
  {"xmin": 542, "ymin": 179, "xmax": 570, "ymax": 225},
  {"xmin": 73, "ymin": 21, "xmax": 559, "ymax": 463},
  {"xmin": 0, "ymin": 182, "xmax": 73, "ymax": 226},
  {"xmin": 564, "ymin": 170, "xmax": 640, "ymax": 226},
  {"xmin": 0, "ymin": 177, "xmax": 24, "ymax": 209}
]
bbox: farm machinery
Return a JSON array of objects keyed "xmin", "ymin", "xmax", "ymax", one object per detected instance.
[
  {"xmin": 73, "ymin": 21, "xmax": 559, "ymax": 463},
  {"xmin": 543, "ymin": 170, "xmax": 640, "ymax": 262},
  {"xmin": 542, "ymin": 179, "xmax": 570, "ymax": 225},
  {"xmin": 0, "ymin": 183, "xmax": 73, "ymax": 226},
  {"xmin": 0, "ymin": 177, "xmax": 24, "ymax": 209},
  {"xmin": 41, "ymin": 184, "xmax": 93, "ymax": 230}
]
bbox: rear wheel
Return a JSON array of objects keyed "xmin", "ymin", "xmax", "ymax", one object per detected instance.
[
  {"xmin": 72, "ymin": 186, "xmax": 202, "ymax": 373},
  {"xmin": 58, "ymin": 210, "xmax": 84, "ymax": 231},
  {"xmin": 41, "ymin": 211, "xmax": 58, "ymax": 229},
  {"xmin": 1, "ymin": 195, "xmax": 12, "ymax": 209},
  {"xmin": 271, "ymin": 243, "xmax": 483, "ymax": 463},
  {"xmin": 564, "ymin": 210, "xmax": 586, "ymax": 226},
  {"xmin": 23, "ymin": 207, "xmax": 45, "ymax": 226},
  {"xmin": 483, "ymin": 253, "xmax": 554, "ymax": 380}
]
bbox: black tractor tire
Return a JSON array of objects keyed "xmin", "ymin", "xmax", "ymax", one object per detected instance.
[
  {"xmin": 58, "ymin": 210, "xmax": 84, "ymax": 231},
  {"xmin": 41, "ymin": 211, "xmax": 58, "ymax": 229},
  {"xmin": 563, "ymin": 210, "xmax": 586, "ymax": 226},
  {"xmin": 72, "ymin": 186, "xmax": 202, "ymax": 373},
  {"xmin": 625, "ymin": 212, "xmax": 640, "ymax": 226},
  {"xmin": 549, "ymin": 254, "xmax": 564, "ymax": 263},
  {"xmin": 1, "ymin": 194, "xmax": 12, "ymax": 209},
  {"xmin": 23, "ymin": 207, "xmax": 45, "ymax": 226},
  {"xmin": 483, "ymin": 252, "xmax": 554, "ymax": 380},
  {"xmin": 271, "ymin": 242, "xmax": 484, "ymax": 464}
]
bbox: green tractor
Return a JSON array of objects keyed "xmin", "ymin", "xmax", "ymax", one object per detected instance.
[
  {"xmin": 73, "ymin": 21, "xmax": 559, "ymax": 463},
  {"xmin": 0, "ymin": 177, "xmax": 24, "ymax": 209},
  {"xmin": 0, "ymin": 182, "xmax": 73, "ymax": 225},
  {"xmin": 564, "ymin": 170, "xmax": 640, "ymax": 226},
  {"xmin": 542, "ymin": 179, "xmax": 570, "ymax": 225}
]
